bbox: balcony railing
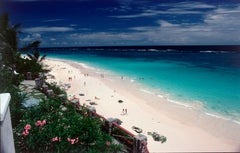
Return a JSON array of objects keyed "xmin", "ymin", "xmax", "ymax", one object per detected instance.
[{"xmin": 0, "ymin": 93, "xmax": 15, "ymax": 153}]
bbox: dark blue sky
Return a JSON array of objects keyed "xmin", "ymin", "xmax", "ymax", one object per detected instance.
[{"xmin": 2, "ymin": 0, "xmax": 240, "ymax": 47}]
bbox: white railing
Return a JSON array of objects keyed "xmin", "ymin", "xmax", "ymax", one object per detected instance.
[{"xmin": 0, "ymin": 93, "xmax": 15, "ymax": 153}]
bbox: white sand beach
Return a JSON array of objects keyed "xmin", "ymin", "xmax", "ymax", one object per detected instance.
[{"xmin": 44, "ymin": 58, "xmax": 240, "ymax": 152}]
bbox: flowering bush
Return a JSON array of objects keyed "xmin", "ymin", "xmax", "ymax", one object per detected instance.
[{"xmin": 14, "ymin": 97, "xmax": 123, "ymax": 153}]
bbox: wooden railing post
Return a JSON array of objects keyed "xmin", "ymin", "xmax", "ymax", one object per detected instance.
[
  {"xmin": 104, "ymin": 118, "xmax": 117, "ymax": 134},
  {"xmin": 26, "ymin": 72, "xmax": 32, "ymax": 80},
  {"xmin": 47, "ymin": 89, "xmax": 54, "ymax": 96},
  {"xmin": 39, "ymin": 73, "xmax": 44, "ymax": 87},
  {"xmin": 42, "ymin": 84, "xmax": 48, "ymax": 93},
  {"xmin": 133, "ymin": 134, "xmax": 148, "ymax": 153},
  {"xmin": 87, "ymin": 106, "xmax": 96, "ymax": 117},
  {"xmin": 35, "ymin": 78, "xmax": 41, "ymax": 89}
]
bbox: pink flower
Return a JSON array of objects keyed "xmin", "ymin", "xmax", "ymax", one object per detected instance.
[
  {"xmin": 52, "ymin": 137, "xmax": 57, "ymax": 142},
  {"xmin": 42, "ymin": 119, "xmax": 47, "ymax": 126},
  {"xmin": 35, "ymin": 119, "xmax": 47, "ymax": 126},
  {"xmin": 24, "ymin": 124, "xmax": 31, "ymax": 130},
  {"xmin": 52, "ymin": 137, "xmax": 61, "ymax": 142},
  {"xmin": 67, "ymin": 137, "xmax": 78, "ymax": 144},
  {"xmin": 35, "ymin": 120, "xmax": 42, "ymax": 126},
  {"xmin": 22, "ymin": 130, "xmax": 29, "ymax": 136},
  {"xmin": 22, "ymin": 124, "xmax": 31, "ymax": 136},
  {"xmin": 71, "ymin": 139, "xmax": 75, "ymax": 144},
  {"xmin": 106, "ymin": 141, "xmax": 111, "ymax": 146},
  {"xmin": 67, "ymin": 138, "xmax": 71, "ymax": 142},
  {"xmin": 67, "ymin": 138, "xmax": 74, "ymax": 144},
  {"xmin": 75, "ymin": 137, "xmax": 79, "ymax": 143}
]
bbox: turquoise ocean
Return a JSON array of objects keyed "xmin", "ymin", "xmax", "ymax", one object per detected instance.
[{"xmin": 42, "ymin": 49, "xmax": 240, "ymax": 124}]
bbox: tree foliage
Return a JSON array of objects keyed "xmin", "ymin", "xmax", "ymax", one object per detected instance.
[{"xmin": 0, "ymin": 13, "xmax": 20, "ymax": 66}]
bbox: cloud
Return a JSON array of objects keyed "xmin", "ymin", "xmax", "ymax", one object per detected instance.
[
  {"xmin": 21, "ymin": 35, "xmax": 32, "ymax": 42},
  {"xmin": 32, "ymin": 33, "xmax": 41, "ymax": 38},
  {"xmin": 70, "ymin": 24, "xmax": 78, "ymax": 27},
  {"xmin": 67, "ymin": 31, "xmax": 147, "ymax": 46},
  {"xmin": 23, "ymin": 26, "xmax": 74, "ymax": 32},
  {"xmin": 42, "ymin": 19, "xmax": 64, "ymax": 22},
  {"xmin": 21, "ymin": 33, "xmax": 42, "ymax": 42},
  {"xmin": 50, "ymin": 38, "xmax": 56, "ymax": 41},
  {"xmin": 110, "ymin": 8, "xmax": 203, "ymax": 19},
  {"xmin": 129, "ymin": 26, "xmax": 156, "ymax": 31},
  {"xmin": 110, "ymin": 1, "xmax": 215, "ymax": 19},
  {"xmin": 10, "ymin": 0, "xmax": 38, "ymax": 1},
  {"xmin": 169, "ymin": 1, "xmax": 216, "ymax": 9},
  {"xmin": 78, "ymin": 28, "xmax": 91, "ymax": 31},
  {"xmin": 204, "ymin": 6, "xmax": 240, "ymax": 31},
  {"xmin": 158, "ymin": 20, "xmax": 179, "ymax": 28},
  {"xmin": 69, "ymin": 32, "xmax": 140, "ymax": 41}
]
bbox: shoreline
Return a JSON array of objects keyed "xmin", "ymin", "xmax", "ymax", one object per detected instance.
[{"xmin": 44, "ymin": 57, "xmax": 240, "ymax": 152}]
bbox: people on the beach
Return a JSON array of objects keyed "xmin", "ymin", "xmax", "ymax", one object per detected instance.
[
  {"xmin": 84, "ymin": 73, "xmax": 89, "ymax": 77},
  {"xmin": 122, "ymin": 108, "xmax": 128, "ymax": 115}
]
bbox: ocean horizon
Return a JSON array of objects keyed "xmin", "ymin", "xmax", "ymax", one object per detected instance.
[{"xmin": 40, "ymin": 47, "xmax": 240, "ymax": 124}]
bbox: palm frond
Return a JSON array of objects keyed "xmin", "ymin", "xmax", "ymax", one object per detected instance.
[
  {"xmin": 39, "ymin": 54, "xmax": 47, "ymax": 62},
  {"xmin": 26, "ymin": 53, "xmax": 33, "ymax": 60}
]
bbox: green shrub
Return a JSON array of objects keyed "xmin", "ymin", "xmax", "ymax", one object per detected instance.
[{"xmin": 147, "ymin": 132, "xmax": 167, "ymax": 143}]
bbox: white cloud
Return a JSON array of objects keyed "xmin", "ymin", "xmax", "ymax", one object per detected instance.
[
  {"xmin": 110, "ymin": 1, "xmax": 215, "ymax": 19},
  {"xmin": 158, "ymin": 20, "xmax": 179, "ymax": 28},
  {"xmin": 70, "ymin": 24, "xmax": 78, "ymax": 27},
  {"xmin": 171, "ymin": 1, "xmax": 216, "ymax": 9},
  {"xmin": 78, "ymin": 28, "xmax": 91, "ymax": 31},
  {"xmin": 50, "ymin": 38, "xmax": 56, "ymax": 41},
  {"xmin": 129, "ymin": 26, "xmax": 155, "ymax": 31},
  {"xmin": 68, "ymin": 32, "xmax": 145, "ymax": 46},
  {"xmin": 42, "ymin": 19, "xmax": 64, "ymax": 22},
  {"xmin": 110, "ymin": 9, "xmax": 203, "ymax": 18},
  {"xmin": 69, "ymin": 32, "xmax": 140, "ymax": 41},
  {"xmin": 21, "ymin": 35, "xmax": 32, "ymax": 42},
  {"xmin": 32, "ymin": 33, "xmax": 41, "ymax": 38},
  {"xmin": 23, "ymin": 26, "xmax": 74, "ymax": 32},
  {"xmin": 21, "ymin": 33, "xmax": 42, "ymax": 42},
  {"xmin": 10, "ymin": 0, "xmax": 38, "ymax": 1},
  {"xmin": 203, "ymin": 6, "xmax": 240, "ymax": 33}
]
